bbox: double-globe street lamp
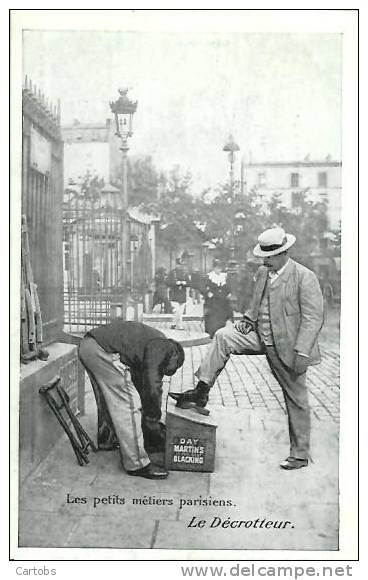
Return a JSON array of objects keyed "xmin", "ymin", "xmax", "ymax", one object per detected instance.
[{"xmin": 109, "ymin": 88, "xmax": 138, "ymax": 299}]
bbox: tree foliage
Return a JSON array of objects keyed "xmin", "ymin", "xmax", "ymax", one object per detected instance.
[
  {"xmin": 142, "ymin": 165, "xmax": 206, "ymax": 252},
  {"xmin": 133, "ymin": 158, "xmax": 333, "ymax": 266},
  {"xmin": 127, "ymin": 156, "xmax": 159, "ymax": 207},
  {"xmin": 65, "ymin": 171, "xmax": 105, "ymax": 203},
  {"xmin": 264, "ymin": 191, "xmax": 329, "ymax": 264},
  {"xmin": 70, "ymin": 160, "xmax": 336, "ymax": 268},
  {"xmin": 196, "ymin": 183, "xmax": 266, "ymax": 263}
]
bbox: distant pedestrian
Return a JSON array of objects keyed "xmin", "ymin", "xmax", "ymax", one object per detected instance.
[
  {"xmin": 152, "ymin": 267, "xmax": 172, "ymax": 313},
  {"xmin": 190, "ymin": 269, "xmax": 203, "ymax": 305},
  {"xmin": 167, "ymin": 257, "xmax": 190, "ymax": 330},
  {"xmin": 202, "ymin": 259, "xmax": 233, "ymax": 338}
]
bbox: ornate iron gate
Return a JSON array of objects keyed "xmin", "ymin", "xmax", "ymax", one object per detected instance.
[{"xmin": 63, "ymin": 186, "xmax": 153, "ymax": 333}]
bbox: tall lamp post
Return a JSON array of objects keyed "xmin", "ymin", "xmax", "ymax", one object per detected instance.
[
  {"xmin": 201, "ymin": 241, "xmax": 216, "ymax": 274},
  {"xmin": 223, "ymin": 136, "xmax": 241, "ymax": 310},
  {"xmin": 109, "ymin": 88, "xmax": 138, "ymax": 296},
  {"xmin": 223, "ymin": 135, "xmax": 240, "ymax": 192},
  {"xmin": 223, "ymin": 134, "xmax": 240, "ymax": 260}
]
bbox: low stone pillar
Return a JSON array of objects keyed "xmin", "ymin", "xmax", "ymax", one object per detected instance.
[{"xmin": 19, "ymin": 342, "xmax": 83, "ymax": 483}]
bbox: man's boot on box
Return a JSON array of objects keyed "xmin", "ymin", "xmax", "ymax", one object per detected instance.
[{"xmin": 169, "ymin": 381, "xmax": 211, "ymax": 415}]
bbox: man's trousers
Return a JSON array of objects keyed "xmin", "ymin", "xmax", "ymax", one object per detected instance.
[
  {"xmin": 171, "ymin": 301, "xmax": 186, "ymax": 330},
  {"xmin": 195, "ymin": 325, "xmax": 310, "ymax": 460},
  {"xmin": 79, "ymin": 336, "xmax": 150, "ymax": 471}
]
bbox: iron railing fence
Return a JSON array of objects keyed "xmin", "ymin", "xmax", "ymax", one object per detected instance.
[
  {"xmin": 22, "ymin": 83, "xmax": 64, "ymax": 344},
  {"xmin": 63, "ymin": 188, "xmax": 153, "ymax": 334}
]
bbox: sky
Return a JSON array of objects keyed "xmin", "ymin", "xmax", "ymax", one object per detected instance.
[{"xmin": 23, "ymin": 30, "xmax": 342, "ymax": 193}]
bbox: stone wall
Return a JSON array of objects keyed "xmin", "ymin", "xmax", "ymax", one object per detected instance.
[{"xmin": 19, "ymin": 343, "xmax": 85, "ymax": 485}]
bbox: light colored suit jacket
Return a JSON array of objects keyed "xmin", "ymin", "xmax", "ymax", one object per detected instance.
[{"xmin": 245, "ymin": 259, "xmax": 324, "ymax": 369}]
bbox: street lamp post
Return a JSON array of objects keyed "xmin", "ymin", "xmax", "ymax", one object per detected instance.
[
  {"xmin": 201, "ymin": 241, "xmax": 210, "ymax": 274},
  {"xmin": 223, "ymin": 135, "xmax": 240, "ymax": 192},
  {"xmin": 201, "ymin": 241, "xmax": 216, "ymax": 274},
  {"xmin": 223, "ymin": 134, "xmax": 240, "ymax": 263},
  {"xmin": 109, "ymin": 88, "xmax": 138, "ymax": 300},
  {"xmin": 223, "ymin": 136, "xmax": 241, "ymax": 310}
]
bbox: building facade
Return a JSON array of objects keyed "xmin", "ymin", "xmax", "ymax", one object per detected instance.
[
  {"xmin": 62, "ymin": 119, "xmax": 122, "ymax": 185},
  {"xmin": 243, "ymin": 158, "xmax": 342, "ymax": 230}
]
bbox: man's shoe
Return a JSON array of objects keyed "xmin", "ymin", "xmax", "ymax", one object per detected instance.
[
  {"xmin": 127, "ymin": 463, "xmax": 169, "ymax": 479},
  {"xmin": 280, "ymin": 457, "xmax": 308, "ymax": 470},
  {"xmin": 98, "ymin": 442, "xmax": 120, "ymax": 451},
  {"xmin": 173, "ymin": 400, "xmax": 210, "ymax": 416},
  {"xmin": 169, "ymin": 381, "xmax": 211, "ymax": 408}
]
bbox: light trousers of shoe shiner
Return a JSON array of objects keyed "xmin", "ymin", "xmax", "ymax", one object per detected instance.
[
  {"xmin": 195, "ymin": 325, "xmax": 310, "ymax": 460},
  {"xmin": 79, "ymin": 336, "xmax": 150, "ymax": 472},
  {"xmin": 172, "ymin": 301, "xmax": 186, "ymax": 329}
]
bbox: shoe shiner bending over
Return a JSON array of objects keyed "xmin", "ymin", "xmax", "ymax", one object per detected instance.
[
  {"xmin": 171, "ymin": 228, "xmax": 324, "ymax": 471},
  {"xmin": 79, "ymin": 320, "xmax": 184, "ymax": 479}
]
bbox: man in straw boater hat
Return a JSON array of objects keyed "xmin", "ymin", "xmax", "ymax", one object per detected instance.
[{"xmin": 170, "ymin": 227, "xmax": 324, "ymax": 470}]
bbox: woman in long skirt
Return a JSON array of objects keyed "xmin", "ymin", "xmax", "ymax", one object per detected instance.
[{"xmin": 202, "ymin": 259, "xmax": 233, "ymax": 338}]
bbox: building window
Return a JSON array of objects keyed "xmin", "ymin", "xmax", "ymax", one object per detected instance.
[
  {"xmin": 290, "ymin": 173, "xmax": 299, "ymax": 187},
  {"xmin": 291, "ymin": 191, "xmax": 304, "ymax": 208},
  {"xmin": 318, "ymin": 171, "xmax": 328, "ymax": 187},
  {"xmin": 258, "ymin": 172, "xmax": 266, "ymax": 187}
]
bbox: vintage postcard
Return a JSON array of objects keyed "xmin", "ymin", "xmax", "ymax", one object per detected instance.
[{"xmin": 10, "ymin": 9, "xmax": 358, "ymax": 562}]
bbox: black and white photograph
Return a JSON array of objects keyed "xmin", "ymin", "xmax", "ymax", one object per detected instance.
[{"xmin": 10, "ymin": 9, "xmax": 358, "ymax": 559}]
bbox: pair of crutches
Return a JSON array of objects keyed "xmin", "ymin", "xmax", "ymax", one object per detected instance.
[{"xmin": 39, "ymin": 375, "xmax": 97, "ymax": 465}]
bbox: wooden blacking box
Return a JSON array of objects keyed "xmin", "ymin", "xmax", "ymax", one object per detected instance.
[{"xmin": 164, "ymin": 400, "xmax": 217, "ymax": 472}]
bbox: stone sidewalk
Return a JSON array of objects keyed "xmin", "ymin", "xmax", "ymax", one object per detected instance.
[{"xmin": 18, "ymin": 310, "xmax": 340, "ymax": 553}]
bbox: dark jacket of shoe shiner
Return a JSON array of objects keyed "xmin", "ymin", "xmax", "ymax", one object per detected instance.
[{"xmin": 78, "ymin": 320, "xmax": 184, "ymax": 471}]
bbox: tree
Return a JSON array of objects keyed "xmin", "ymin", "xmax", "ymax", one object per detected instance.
[
  {"xmin": 127, "ymin": 156, "xmax": 159, "ymax": 207},
  {"xmin": 195, "ymin": 183, "xmax": 266, "ymax": 263},
  {"xmin": 159, "ymin": 170, "xmax": 205, "ymax": 253},
  {"xmin": 65, "ymin": 171, "xmax": 105, "ymax": 204},
  {"xmin": 330, "ymin": 222, "xmax": 341, "ymax": 257},
  {"xmin": 111, "ymin": 155, "xmax": 335, "ymax": 277},
  {"xmin": 264, "ymin": 190, "xmax": 329, "ymax": 265},
  {"xmin": 142, "ymin": 165, "xmax": 206, "ymax": 256}
]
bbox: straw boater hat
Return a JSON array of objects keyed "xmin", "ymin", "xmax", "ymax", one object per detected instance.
[{"xmin": 253, "ymin": 227, "xmax": 296, "ymax": 257}]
